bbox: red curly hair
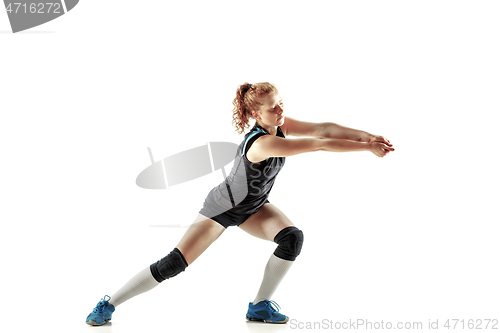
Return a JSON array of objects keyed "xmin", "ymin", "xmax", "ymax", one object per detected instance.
[{"xmin": 231, "ymin": 82, "xmax": 280, "ymax": 135}]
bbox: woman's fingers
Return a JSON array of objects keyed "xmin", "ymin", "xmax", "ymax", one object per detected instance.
[
  {"xmin": 382, "ymin": 137, "xmax": 392, "ymax": 146},
  {"xmin": 371, "ymin": 141, "xmax": 395, "ymax": 158},
  {"xmin": 374, "ymin": 135, "xmax": 393, "ymax": 146},
  {"xmin": 379, "ymin": 143, "xmax": 395, "ymax": 157}
]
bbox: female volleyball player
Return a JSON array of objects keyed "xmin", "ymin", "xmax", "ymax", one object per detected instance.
[{"xmin": 86, "ymin": 82, "xmax": 394, "ymax": 325}]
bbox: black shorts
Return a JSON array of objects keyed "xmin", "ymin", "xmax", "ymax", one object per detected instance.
[{"xmin": 199, "ymin": 199, "xmax": 270, "ymax": 228}]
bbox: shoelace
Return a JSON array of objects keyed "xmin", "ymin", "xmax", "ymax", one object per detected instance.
[
  {"xmin": 264, "ymin": 300, "xmax": 281, "ymax": 313},
  {"xmin": 93, "ymin": 295, "xmax": 111, "ymax": 314}
]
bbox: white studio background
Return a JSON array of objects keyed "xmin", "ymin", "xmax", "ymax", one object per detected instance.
[{"xmin": 1, "ymin": 1, "xmax": 499, "ymax": 332}]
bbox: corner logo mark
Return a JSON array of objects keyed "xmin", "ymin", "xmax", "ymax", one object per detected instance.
[{"xmin": 3, "ymin": 1, "xmax": 79, "ymax": 33}]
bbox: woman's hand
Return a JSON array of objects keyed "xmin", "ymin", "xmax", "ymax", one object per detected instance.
[
  {"xmin": 353, "ymin": 132, "xmax": 394, "ymax": 157},
  {"xmin": 369, "ymin": 141, "xmax": 395, "ymax": 158},
  {"xmin": 362, "ymin": 133, "xmax": 394, "ymax": 157},
  {"xmin": 365, "ymin": 134, "xmax": 392, "ymax": 147}
]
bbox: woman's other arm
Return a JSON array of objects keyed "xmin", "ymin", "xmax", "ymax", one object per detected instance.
[
  {"xmin": 250, "ymin": 135, "xmax": 393, "ymax": 161},
  {"xmin": 319, "ymin": 121, "xmax": 392, "ymax": 147}
]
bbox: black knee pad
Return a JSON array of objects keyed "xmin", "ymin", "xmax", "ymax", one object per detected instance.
[
  {"xmin": 273, "ymin": 226, "xmax": 304, "ymax": 261},
  {"xmin": 150, "ymin": 248, "xmax": 188, "ymax": 283}
]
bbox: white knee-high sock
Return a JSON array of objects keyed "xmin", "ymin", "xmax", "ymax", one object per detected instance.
[
  {"xmin": 109, "ymin": 266, "xmax": 160, "ymax": 307},
  {"xmin": 253, "ymin": 254, "xmax": 294, "ymax": 305}
]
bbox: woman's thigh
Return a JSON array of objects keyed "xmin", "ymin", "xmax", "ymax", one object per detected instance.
[
  {"xmin": 238, "ymin": 203, "xmax": 295, "ymax": 242},
  {"xmin": 175, "ymin": 213, "xmax": 225, "ymax": 265}
]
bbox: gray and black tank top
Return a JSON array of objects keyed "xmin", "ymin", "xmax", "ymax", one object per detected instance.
[{"xmin": 213, "ymin": 123, "xmax": 286, "ymax": 215}]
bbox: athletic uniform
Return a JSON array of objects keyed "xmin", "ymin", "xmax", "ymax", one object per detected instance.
[{"xmin": 199, "ymin": 123, "xmax": 286, "ymax": 228}]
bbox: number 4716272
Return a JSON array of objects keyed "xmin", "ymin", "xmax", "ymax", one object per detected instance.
[{"xmin": 5, "ymin": 2, "xmax": 62, "ymax": 14}]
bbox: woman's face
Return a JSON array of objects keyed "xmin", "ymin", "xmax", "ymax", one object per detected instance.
[{"xmin": 252, "ymin": 93, "xmax": 285, "ymax": 127}]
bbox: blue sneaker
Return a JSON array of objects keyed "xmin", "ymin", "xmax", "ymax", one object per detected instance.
[
  {"xmin": 246, "ymin": 300, "xmax": 289, "ymax": 324},
  {"xmin": 86, "ymin": 295, "xmax": 115, "ymax": 326}
]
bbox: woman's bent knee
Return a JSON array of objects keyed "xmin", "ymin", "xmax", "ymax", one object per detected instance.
[{"xmin": 273, "ymin": 226, "xmax": 304, "ymax": 261}]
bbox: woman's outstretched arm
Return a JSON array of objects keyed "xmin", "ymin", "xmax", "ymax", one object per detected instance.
[
  {"xmin": 251, "ymin": 117, "xmax": 395, "ymax": 161},
  {"xmin": 319, "ymin": 122, "xmax": 393, "ymax": 147},
  {"xmin": 251, "ymin": 135, "xmax": 394, "ymax": 160},
  {"xmin": 319, "ymin": 122, "xmax": 372, "ymax": 142},
  {"xmin": 282, "ymin": 117, "xmax": 392, "ymax": 147}
]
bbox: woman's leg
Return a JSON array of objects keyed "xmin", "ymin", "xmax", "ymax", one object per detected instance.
[
  {"xmin": 238, "ymin": 203, "xmax": 303, "ymax": 305},
  {"xmin": 175, "ymin": 213, "xmax": 226, "ymax": 265},
  {"xmin": 109, "ymin": 213, "xmax": 225, "ymax": 307}
]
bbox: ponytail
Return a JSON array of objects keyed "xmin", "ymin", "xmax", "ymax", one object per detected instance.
[{"xmin": 231, "ymin": 82, "xmax": 279, "ymax": 135}]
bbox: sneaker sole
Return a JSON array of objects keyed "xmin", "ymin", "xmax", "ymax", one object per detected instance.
[
  {"xmin": 246, "ymin": 316, "xmax": 289, "ymax": 324},
  {"xmin": 86, "ymin": 319, "xmax": 109, "ymax": 326}
]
